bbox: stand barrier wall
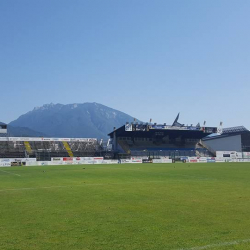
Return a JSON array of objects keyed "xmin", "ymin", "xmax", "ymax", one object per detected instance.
[{"xmin": 1, "ymin": 156, "xmax": 250, "ymax": 167}]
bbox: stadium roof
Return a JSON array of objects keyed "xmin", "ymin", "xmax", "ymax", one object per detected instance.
[
  {"xmin": 202, "ymin": 126, "xmax": 250, "ymax": 141},
  {"xmin": 222, "ymin": 126, "xmax": 249, "ymax": 135}
]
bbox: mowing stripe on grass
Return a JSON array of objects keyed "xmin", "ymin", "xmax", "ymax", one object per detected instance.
[
  {"xmin": 178, "ymin": 238, "xmax": 250, "ymax": 250},
  {"xmin": 0, "ymin": 180, "xmax": 172, "ymax": 192},
  {"xmin": 0, "ymin": 169, "xmax": 21, "ymax": 176}
]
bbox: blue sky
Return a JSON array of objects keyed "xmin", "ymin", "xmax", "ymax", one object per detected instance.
[{"xmin": 1, "ymin": 0, "xmax": 249, "ymax": 128}]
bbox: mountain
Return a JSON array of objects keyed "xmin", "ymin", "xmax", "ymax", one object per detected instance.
[
  {"xmin": 7, "ymin": 125, "xmax": 47, "ymax": 137},
  {"xmin": 9, "ymin": 103, "xmax": 139, "ymax": 139},
  {"xmin": 0, "ymin": 121, "xmax": 46, "ymax": 137}
]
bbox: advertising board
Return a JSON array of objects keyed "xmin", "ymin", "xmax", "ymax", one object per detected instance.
[
  {"xmin": 121, "ymin": 159, "xmax": 132, "ymax": 164},
  {"xmin": 63, "ymin": 157, "xmax": 73, "ymax": 161},
  {"xmin": 207, "ymin": 158, "xmax": 216, "ymax": 163},
  {"xmin": 188, "ymin": 157, "xmax": 198, "ymax": 163},
  {"xmin": 131, "ymin": 158, "xmax": 142, "ymax": 163},
  {"xmin": 0, "ymin": 137, "xmax": 97, "ymax": 142},
  {"xmin": 152, "ymin": 159, "xmax": 172, "ymax": 163},
  {"xmin": 102, "ymin": 160, "xmax": 118, "ymax": 164},
  {"xmin": 198, "ymin": 157, "xmax": 207, "ymax": 163},
  {"xmin": 51, "ymin": 157, "xmax": 62, "ymax": 161},
  {"xmin": 0, "ymin": 162, "xmax": 11, "ymax": 167}
]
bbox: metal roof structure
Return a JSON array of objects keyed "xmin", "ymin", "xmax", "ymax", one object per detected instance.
[{"xmin": 222, "ymin": 126, "xmax": 249, "ymax": 135}]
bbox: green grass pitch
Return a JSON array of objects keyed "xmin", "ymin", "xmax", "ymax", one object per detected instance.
[{"xmin": 1, "ymin": 163, "xmax": 250, "ymax": 250}]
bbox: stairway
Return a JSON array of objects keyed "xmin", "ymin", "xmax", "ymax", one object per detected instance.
[
  {"xmin": 118, "ymin": 141, "xmax": 131, "ymax": 154},
  {"xmin": 62, "ymin": 142, "xmax": 74, "ymax": 157},
  {"xmin": 196, "ymin": 140, "xmax": 216, "ymax": 157},
  {"xmin": 24, "ymin": 141, "xmax": 32, "ymax": 154}
]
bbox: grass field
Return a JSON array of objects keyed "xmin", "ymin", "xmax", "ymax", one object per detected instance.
[{"xmin": 1, "ymin": 163, "xmax": 250, "ymax": 250}]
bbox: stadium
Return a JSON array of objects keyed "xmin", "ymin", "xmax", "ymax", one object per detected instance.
[
  {"xmin": 1, "ymin": 115, "xmax": 250, "ymax": 250},
  {"xmin": 1, "ymin": 114, "xmax": 250, "ymax": 165}
]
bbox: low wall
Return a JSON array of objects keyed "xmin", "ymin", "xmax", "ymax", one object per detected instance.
[{"xmin": 1, "ymin": 157, "xmax": 250, "ymax": 167}]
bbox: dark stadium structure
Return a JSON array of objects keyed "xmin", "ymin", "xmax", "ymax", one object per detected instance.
[{"xmin": 108, "ymin": 114, "xmax": 218, "ymax": 158}]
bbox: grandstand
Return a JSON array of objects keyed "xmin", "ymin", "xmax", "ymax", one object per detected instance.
[
  {"xmin": 108, "ymin": 114, "xmax": 218, "ymax": 158},
  {"xmin": 0, "ymin": 137, "xmax": 104, "ymax": 160}
]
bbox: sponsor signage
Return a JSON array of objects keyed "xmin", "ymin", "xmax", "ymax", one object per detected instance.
[
  {"xmin": 188, "ymin": 157, "xmax": 198, "ymax": 163},
  {"xmin": 82, "ymin": 157, "xmax": 94, "ymax": 161},
  {"xmin": 207, "ymin": 159, "xmax": 216, "ymax": 163},
  {"xmin": 102, "ymin": 160, "xmax": 118, "ymax": 164},
  {"xmin": 243, "ymin": 152, "xmax": 250, "ymax": 158},
  {"xmin": 93, "ymin": 157, "xmax": 104, "ymax": 160},
  {"xmin": 125, "ymin": 124, "xmax": 132, "ymax": 131},
  {"xmin": 189, "ymin": 159, "xmax": 197, "ymax": 163},
  {"xmin": 0, "ymin": 137, "xmax": 97, "ymax": 142},
  {"xmin": 0, "ymin": 162, "xmax": 11, "ymax": 167},
  {"xmin": 198, "ymin": 157, "xmax": 208, "ymax": 163},
  {"xmin": 215, "ymin": 158, "xmax": 224, "ymax": 162},
  {"xmin": 148, "ymin": 125, "xmax": 212, "ymax": 131},
  {"xmin": 63, "ymin": 157, "xmax": 73, "ymax": 161},
  {"xmin": 52, "ymin": 157, "xmax": 62, "ymax": 161},
  {"xmin": 142, "ymin": 159, "xmax": 152, "ymax": 163},
  {"xmin": 121, "ymin": 159, "xmax": 132, "ymax": 163},
  {"xmin": 132, "ymin": 158, "xmax": 142, "ymax": 163},
  {"xmin": 134, "ymin": 124, "xmax": 147, "ymax": 131},
  {"xmin": 152, "ymin": 159, "xmax": 172, "ymax": 163}
]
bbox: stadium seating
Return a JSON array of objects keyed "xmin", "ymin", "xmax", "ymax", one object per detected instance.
[
  {"xmin": 116, "ymin": 137, "xmax": 213, "ymax": 158},
  {"xmin": 0, "ymin": 139, "xmax": 102, "ymax": 160}
]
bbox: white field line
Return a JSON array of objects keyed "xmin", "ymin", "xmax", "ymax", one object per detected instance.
[
  {"xmin": 0, "ymin": 169, "xmax": 21, "ymax": 177},
  {"xmin": 177, "ymin": 238, "xmax": 250, "ymax": 250},
  {"xmin": 0, "ymin": 180, "xmax": 169, "ymax": 192}
]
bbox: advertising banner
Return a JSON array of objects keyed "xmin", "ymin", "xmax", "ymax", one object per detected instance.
[
  {"xmin": 198, "ymin": 157, "xmax": 207, "ymax": 163},
  {"xmin": 0, "ymin": 137, "xmax": 97, "ymax": 142},
  {"xmin": 152, "ymin": 159, "xmax": 162, "ymax": 163},
  {"xmin": 0, "ymin": 162, "xmax": 11, "ymax": 167},
  {"xmin": 51, "ymin": 157, "xmax": 62, "ymax": 161},
  {"xmin": 63, "ymin": 157, "xmax": 73, "ymax": 161},
  {"xmin": 215, "ymin": 158, "xmax": 225, "ymax": 162},
  {"xmin": 102, "ymin": 160, "xmax": 118, "ymax": 164},
  {"xmin": 152, "ymin": 159, "xmax": 172, "ymax": 163},
  {"xmin": 0, "ymin": 158, "xmax": 12, "ymax": 163},
  {"xmin": 131, "ymin": 158, "xmax": 142, "ymax": 163},
  {"xmin": 207, "ymin": 159, "xmax": 216, "ymax": 163},
  {"xmin": 125, "ymin": 124, "xmax": 132, "ymax": 131},
  {"xmin": 26, "ymin": 162, "xmax": 38, "ymax": 166},
  {"xmin": 38, "ymin": 161, "xmax": 50, "ymax": 166},
  {"xmin": 121, "ymin": 159, "xmax": 132, "ymax": 164},
  {"xmin": 189, "ymin": 159, "xmax": 197, "ymax": 163},
  {"xmin": 243, "ymin": 152, "xmax": 250, "ymax": 158},
  {"xmin": 93, "ymin": 157, "xmax": 104, "ymax": 160},
  {"xmin": 188, "ymin": 157, "xmax": 198, "ymax": 163},
  {"xmin": 82, "ymin": 157, "xmax": 94, "ymax": 161}
]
